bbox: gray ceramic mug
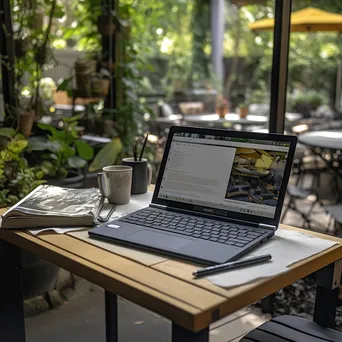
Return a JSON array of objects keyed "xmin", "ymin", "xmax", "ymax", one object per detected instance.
[{"xmin": 97, "ymin": 165, "xmax": 132, "ymax": 204}]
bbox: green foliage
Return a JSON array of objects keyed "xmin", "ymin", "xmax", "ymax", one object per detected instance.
[
  {"xmin": 0, "ymin": 133, "xmax": 45, "ymax": 208},
  {"xmin": 287, "ymin": 90, "xmax": 326, "ymax": 115},
  {"xmin": 2, "ymin": 0, "xmax": 62, "ymax": 126},
  {"xmin": 88, "ymin": 138, "xmax": 123, "ymax": 172},
  {"xmin": 190, "ymin": 0, "xmax": 211, "ymax": 86},
  {"xmin": 27, "ymin": 117, "xmax": 94, "ymax": 178},
  {"xmin": 223, "ymin": 1, "xmax": 341, "ymax": 107}
]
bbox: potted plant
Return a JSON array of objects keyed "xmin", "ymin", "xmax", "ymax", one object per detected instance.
[
  {"xmin": 97, "ymin": 9, "xmax": 117, "ymax": 36},
  {"xmin": 0, "ymin": 128, "xmax": 60, "ymax": 298},
  {"xmin": 27, "ymin": 116, "xmax": 94, "ymax": 187},
  {"xmin": 27, "ymin": 8, "xmax": 44, "ymax": 31},
  {"xmin": 291, "ymin": 90, "xmax": 324, "ymax": 118},
  {"xmin": 0, "ymin": 128, "xmax": 45, "ymax": 207},
  {"xmin": 18, "ymin": 108, "xmax": 35, "ymax": 139},
  {"xmin": 238, "ymin": 103, "xmax": 249, "ymax": 118},
  {"xmin": 14, "ymin": 37, "xmax": 29, "ymax": 58},
  {"xmin": 91, "ymin": 73, "xmax": 110, "ymax": 96},
  {"xmin": 75, "ymin": 58, "xmax": 97, "ymax": 90},
  {"xmin": 216, "ymin": 96, "xmax": 230, "ymax": 118}
]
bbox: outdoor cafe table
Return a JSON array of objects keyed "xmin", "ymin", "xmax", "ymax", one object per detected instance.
[
  {"xmin": 1, "ymin": 202, "xmax": 342, "ymax": 342},
  {"xmin": 183, "ymin": 112, "xmax": 303, "ymax": 128},
  {"xmin": 183, "ymin": 113, "xmax": 268, "ymax": 127},
  {"xmin": 298, "ymin": 130, "xmax": 342, "ymax": 151},
  {"xmin": 299, "ymin": 129, "xmax": 342, "ymax": 202}
]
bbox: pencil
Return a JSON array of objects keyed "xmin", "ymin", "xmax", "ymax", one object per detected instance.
[
  {"xmin": 133, "ymin": 143, "xmax": 137, "ymax": 161},
  {"xmin": 139, "ymin": 134, "xmax": 149, "ymax": 161}
]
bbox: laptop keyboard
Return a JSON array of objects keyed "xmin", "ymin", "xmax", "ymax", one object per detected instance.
[{"xmin": 118, "ymin": 209, "xmax": 264, "ymax": 248}]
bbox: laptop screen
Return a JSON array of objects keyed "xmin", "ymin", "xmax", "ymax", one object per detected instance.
[{"xmin": 158, "ymin": 132, "xmax": 291, "ymax": 219}]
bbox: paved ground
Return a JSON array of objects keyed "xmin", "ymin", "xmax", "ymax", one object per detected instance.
[{"xmin": 26, "ymin": 279, "xmax": 170, "ymax": 342}]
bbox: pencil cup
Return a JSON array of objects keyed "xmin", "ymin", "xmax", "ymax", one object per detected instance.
[
  {"xmin": 122, "ymin": 158, "xmax": 152, "ymax": 195},
  {"xmin": 97, "ymin": 165, "xmax": 132, "ymax": 204}
]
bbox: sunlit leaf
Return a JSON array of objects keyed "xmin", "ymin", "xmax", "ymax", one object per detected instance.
[
  {"xmin": 56, "ymin": 77, "xmax": 73, "ymax": 92},
  {"xmin": 7, "ymin": 140, "xmax": 28, "ymax": 153},
  {"xmin": 0, "ymin": 128, "xmax": 16, "ymax": 138},
  {"xmin": 68, "ymin": 155, "xmax": 87, "ymax": 169},
  {"xmin": 88, "ymin": 138, "xmax": 122, "ymax": 172}
]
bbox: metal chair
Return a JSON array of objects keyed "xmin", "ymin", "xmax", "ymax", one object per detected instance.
[{"xmin": 240, "ymin": 315, "xmax": 342, "ymax": 341}]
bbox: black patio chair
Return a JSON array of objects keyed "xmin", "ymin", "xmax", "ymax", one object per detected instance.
[
  {"xmin": 324, "ymin": 204, "xmax": 342, "ymax": 235},
  {"xmin": 240, "ymin": 315, "xmax": 342, "ymax": 341}
]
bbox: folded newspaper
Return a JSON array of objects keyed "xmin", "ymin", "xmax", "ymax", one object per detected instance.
[{"xmin": 1, "ymin": 185, "xmax": 101, "ymax": 229}]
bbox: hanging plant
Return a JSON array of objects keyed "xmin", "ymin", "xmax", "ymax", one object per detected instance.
[
  {"xmin": 97, "ymin": 9, "xmax": 117, "ymax": 36},
  {"xmin": 14, "ymin": 37, "xmax": 29, "ymax": 58}
]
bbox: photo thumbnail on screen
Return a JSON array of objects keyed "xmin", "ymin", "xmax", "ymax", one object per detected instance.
[{"xmin": 225, "ymin": 147, "xmax": 288, "ymax": 208}]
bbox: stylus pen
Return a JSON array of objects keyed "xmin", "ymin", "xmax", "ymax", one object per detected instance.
[{"xmin": 192, "ymin": 254, "xmax": 272, "ymax": 278}]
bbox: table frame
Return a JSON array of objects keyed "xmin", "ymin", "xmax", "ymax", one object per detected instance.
[{"xmin": 0, "ymin": 236, "xmax": 341, "ymax": 342}]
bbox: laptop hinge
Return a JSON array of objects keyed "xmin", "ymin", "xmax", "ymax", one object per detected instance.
[
  {"xmin": 149, "ymin": 204, "xmax": 260, "ymax": 227},
  {"xmin": 259, "ymin": 223, "xmax": 277, "ymax": 231}
]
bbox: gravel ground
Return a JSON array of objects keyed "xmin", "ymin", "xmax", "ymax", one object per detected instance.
[{"xmin": 254, "ymin": 275, "xmax": 342, "ymax": 331}]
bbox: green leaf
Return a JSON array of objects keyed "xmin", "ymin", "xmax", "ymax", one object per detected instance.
[
  {"xmin": 14, "ymin": 133, "xmax": 25, "ymax": 141},
  {"xmin": 53, "ymin": 4, "xmax": 65, "ymax": 19},
  {"xmin": 67, "ymin": 155, "xmax": 87, "ymax": 169},
  {"xmin": 0, "ymin": 128, "xmax": 16, "ymax": 138},
  {"xmin": 28, "ymin": 136, "xmax": 62, "ymax": 152},
  {"xmin": 75, "ymin": 140, "xmax": 94, "ymax": 161},
  {"xmin": 88, "ymin": 138, "xmax": 123, "ymax": 172},
  {"xmin": 57, "ymin": 77, "xmax": 73, "ymax": 92},
  {"xmin": 7, "ymin": 140, "xmax": 28, "ymax": 153},
  {"xmin": 62, "ymin": 114, "xmax": 83, "ymax": 123},
  {"xmin": 37, "ymin": 123, "xmax": 58, "ymax": 137}
]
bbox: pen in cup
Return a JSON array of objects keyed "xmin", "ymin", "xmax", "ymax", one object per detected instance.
[
  {"xmin": 192, "ymin": 254, "xmax": 272, "ymax": 278},
  {"xmin": 139, "ymin": 134, "xmax": 149, "ymax": 161}
]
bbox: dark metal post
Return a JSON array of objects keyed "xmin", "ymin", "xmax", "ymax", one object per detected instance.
[
  {"xmin": 314, "ymin": 260, "xmax": 342, "ymax": 328},
  {"xmin": 269, "ymin": 0, "xmax": 292, "ymax": 133},
  {"xmin": 172, "ymin": 324, "xmax": 209, "ymax": 342},
  {"xmin": 105, "ymin": 291, "xmax": 118, "ymax": 342},
  {"xmin": 0, "ymin": 0, "xmax": 17, "ymax": 126},
  {"xmin": 101, "ymin": 0, "xmax": 117, "ymax": 114},
  {"xmin": 0, "ymin": 240, "xmax": 26, "ymax": 342}
]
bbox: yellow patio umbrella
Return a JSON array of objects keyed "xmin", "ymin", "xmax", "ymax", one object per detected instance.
[
  {"xmin": 249, "ymin": 7, "xmax": 342, "ymax": 108},
  {"xmin": 248, "ymin": 7, "xmax": 342, "ymax": 32}
]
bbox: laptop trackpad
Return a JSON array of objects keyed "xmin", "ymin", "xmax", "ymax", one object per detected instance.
[{"xmin": 125, "ymin": 230, "xmax": 193, "ymax": 250}]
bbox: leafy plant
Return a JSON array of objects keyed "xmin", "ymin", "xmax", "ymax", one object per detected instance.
[
  {"xmin": 0, "ymin": 128, "xmax": 45, "ymax": 208},
  {"xmin": 27, "ymin": 116, "xmax": 94, "ymax": 178},
  {"xmin": 289, "ymin": 90, "xmax": 326, "ymax": 116},
  {"xmin": 88, "ymin": 138, "xmax": 123, "ymax": 172}
]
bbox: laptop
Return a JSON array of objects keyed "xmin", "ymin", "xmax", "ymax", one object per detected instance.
[{"xmin": 89, "ymin": 126, "xmax": 297, "ymax": 265}]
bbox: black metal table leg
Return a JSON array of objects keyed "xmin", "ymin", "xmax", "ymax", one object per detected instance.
[
  {"xmin": 314, "ymin": 260, "xmax": 342, "ymax": 328},
  {"xmin": 172, "ymin": 324, "xmax": 209, "ymax": 342},
  {"xmin": 0, "ymin": 240, "xmax": 26, "ymax": 342},
  {"xmin": 105, "ymin": 291, "xmax": 118, "ymax": 342}
]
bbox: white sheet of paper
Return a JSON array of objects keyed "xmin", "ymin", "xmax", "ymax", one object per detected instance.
[
  {"xmin": 208, "ymin": 229, "xmax": 339, "ymax": 288},
  {"xmin": 28, "ymin": 226, "xmax": 86, "ymax": 236},
  {"xmin": 99, "ymin": 191, "xmax": 153, "ymax": 221}
]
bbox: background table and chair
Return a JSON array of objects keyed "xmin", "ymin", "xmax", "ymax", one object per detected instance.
[{"xmin": 281, "ymin": 129, "xmax": 342, "ymax": 234}]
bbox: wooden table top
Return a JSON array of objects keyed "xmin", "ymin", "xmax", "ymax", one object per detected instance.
[{"xmin": 1, "ymin": 208, "xmax": 342, "ymax": 332}]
